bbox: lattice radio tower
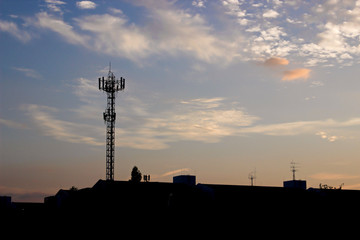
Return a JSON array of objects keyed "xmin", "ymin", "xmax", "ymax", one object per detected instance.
[{"xmin": 98, "ymin": 64, "xmax": 125, "ymax": 181}]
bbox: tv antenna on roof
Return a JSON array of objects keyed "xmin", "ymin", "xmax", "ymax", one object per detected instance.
[
  {"xmin": 290, "ymin": 161, "xmax": 298, "ymax": 181},
  {"xmin": 248, "ymin": 169, "xmax": 256, "ymax": 186}
]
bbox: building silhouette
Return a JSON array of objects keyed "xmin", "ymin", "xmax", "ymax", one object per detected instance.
[
  {"xmin": 41, "ymin": 176, "xmax": 360, "ymax": 219},
  {"xmin": 4, "ymin": 175, "xmax": 360, "ymax": 232}
]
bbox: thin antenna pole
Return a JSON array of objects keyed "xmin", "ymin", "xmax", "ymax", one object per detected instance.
[
  {"xmin": 249, "ymin": 168, "xmax": 256, "ymax": 186},
  {"xmin": 291, "ymin": 161, "xmax": 297, "ymax": 181}
]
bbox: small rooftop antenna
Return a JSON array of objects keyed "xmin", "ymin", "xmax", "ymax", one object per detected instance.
[
  {"xmin": 248, "ymin": 168, "xmax": 256, "ymax": 186},
  {"xmin": 290, "ymin": 161, "xmax": 298, "ymax": 181}
]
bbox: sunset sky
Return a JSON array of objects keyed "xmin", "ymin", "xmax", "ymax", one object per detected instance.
[{"xmin": 2, "ymin": 0, "xmax": 360, "ymax": 202}]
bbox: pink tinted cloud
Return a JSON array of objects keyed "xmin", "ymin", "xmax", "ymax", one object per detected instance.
[
  {"xmin": 282, "ymin": 68, "xmax": 311, "ymax": 81},
  {"xmin": 264, "ymin": 57, "xmax": 289, "ymax": 66}
]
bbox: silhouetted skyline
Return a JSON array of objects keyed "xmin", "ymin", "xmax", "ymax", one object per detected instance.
[{"xmin": 1, "ymin": 0, "xmax": 360, "ymax": 202}]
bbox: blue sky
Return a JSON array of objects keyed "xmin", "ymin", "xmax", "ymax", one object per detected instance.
[{"xmin": 2, "ymin": 0, "xmax": 360, "ymax": 201}]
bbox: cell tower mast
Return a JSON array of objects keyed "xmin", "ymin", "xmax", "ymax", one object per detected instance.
[{"xmin": 98, "ymin": 64, "xmax": 125, "ymax": 181}]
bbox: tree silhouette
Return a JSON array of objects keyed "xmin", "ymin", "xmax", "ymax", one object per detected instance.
[{"xmin": 130, "ymin": 166, "xmax": 142, "ymax": 182}]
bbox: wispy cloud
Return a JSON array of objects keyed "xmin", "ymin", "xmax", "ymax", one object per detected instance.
[
  {"xmin": 44, "ymin": 0, "xmax": 66, "ymax": 14},
  {"xmin": 70, "ymin": 78, "xmax": 260, "ymax": 150},
  {"xmin": 31, "ymin": 12, "xmax": 88, "ymax": 46},
  {"xmin": 147, "ymin": 168, "xmax": 192, "ymax": 182},
  {"xmin": 115, "ymin": 97, "xmax": 259, "ymax": 150},
  {"xmin": 13, "ymin": 67, "xmax": 42, "ymax": 79},
  {"xmin": 23, "ymin": 104, "xmax": 103, "ymax": 146},
  {"xmin": 0, "ymin": 118, "xmax": 29, "ymax": 130},
  {"xmin": 23, "ymin": 78, "xmax": 260, "ymax": 150},
  {"xmin": 180, "ymin": 97, "xmax": 225, "ymax": 109},
  {"xmin": 238, "ymin": 118, "xmax": 360, "ymax": 138},
  {"xmin": 21, "ymin": 78, "xmax": 360, "ymax": 150},
  {"xmin": 24, "ymin": 96, "xmax": 360, "ymax": 150},
  {"xmin": 3, "ymin": 0, "xmax": 360, "ymax": 67},
  {"xmin": 161, "ymin": 168, "xmax": 191, "ymax": 177},
  {"xmin": 0, "ymin": 20, "xmax": 31, "ymax": 43},
  {"xmin": 23, "ymin": 1, "xmax": 239, "ymax": 64}
]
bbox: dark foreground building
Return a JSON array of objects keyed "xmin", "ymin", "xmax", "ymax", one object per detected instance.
[
  {"xmin": 42, "ymin": 178, "xmax": 360, "ymax": 221},
  {"xmin": 4, "ymin": 178, "xmax": 360, "ymax": 235}
]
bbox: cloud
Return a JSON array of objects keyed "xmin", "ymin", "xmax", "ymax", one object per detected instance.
[
  {"xmin": 316, "ymin": 131, "xmax": 340, "ymax": 142},
  {"xmin": 44, "ymin": 0, "xmax": 66, "ymax": 14},
  {"xmin": 148, "ymin": 168, "xmax": 193, "ymax": 181},
  {"xmin": 23, "ymin": 104, "xmax": 103, "ymax": 146},
  {"xmin": 220, "ymin": 0, "xmax": 360, "ymax": 67},
  {"xmin": 282, "ymin": 68, "xmax": 311, "ymax": 81},
  {"xmin": 238, "ymin": 118, "xmax": 360, "ymax": 137},
  {"xmin": 25, "ymin": 1, "xmax": 238, "ymax": 64},
  {"xmin": 128, "ymin": 0, "xmax": 238, "ymax": 63},
  {"xmin": 22, "ymin": 78, "xmax": 360, "ymax": 150},
  {"xmin": 22, "ymin": 95, "xmax": 360, "ymax": 150},
  {"xmin": 76, "ymin": 1, "xmax": 97, "ymax": 10},
  {"xmin": 20, "ymin": 76, "xmax": 360, "ymax": 150},
  {"xmin": 222, "ymin": 0, "xmax": 246, "ymax": 17},
  {"xmin": 146, "ymin": 7, "xmax": 235, "ymax": 63},
  {"xmin": 259, "ymin": 26, "xmax": 286, "ymax": 42},
  {"xmin": 114, "ymin": 97, "xmax": 259, "ymax": 150},
  {"xmin": 317, "ymin": 23, "xmax": 343, "ymax": 50},
  {"xmin": 32, "ymin": 12, "xmax": 88, "ymax": 46},
  {"xmin": 7, "ymin": 0, "xmax": 360, "ymax": 67},
  {"xmin": 248, "ymin": 26, "xmax": 295, "ymax": 60},
  {"xmin": 192, "ymin": 0, "xmax": 206, "ymax": 8},
  {"xmin": 263, "ymin": 57, "xmax": 289, "ymax": 66},
  {"xmin": 263, "ymin": 9, "xmax": 279, "ymax": 18},
  {"xmin": 161, "ymin": 168, "xmax": 191, "ymax": 177},
  {"xmin": 261, "ymin": 58, "xmax": 309, "ymax": 82},
  {"xmin": 298, "ymin": 3, "xmax": 360, "ymax": 66},
  {"xmin": 180, "ymin": 97, "xmax": 225, "ymax": 109},
  {"xmin": 0, "ymin": 118, "xmax": 29, "ymax": 130},
  {"xmin": 23, "ymin": 79, "xmax": 260, "ymax": 150},
  {"xmin": 75, "ymin": 14, "xmax": 150, "ymax": 61},
  {"xmin": 13, "ymin": 67, "xmax": 42, "ymax": 79},
  {"xmin": 309, "ymin": 81, "xmax": 324, "ymax": 88},
  {"xmin": 0, "ymin": 20, "xmax": 31, "ymax": 43}
]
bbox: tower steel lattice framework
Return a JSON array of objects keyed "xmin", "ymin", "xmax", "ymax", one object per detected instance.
[{"xmin": 98, "ymin": 66, "xmax": 125, "ymax": 181}]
